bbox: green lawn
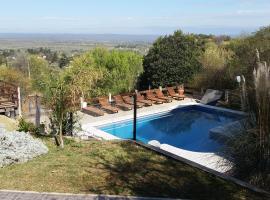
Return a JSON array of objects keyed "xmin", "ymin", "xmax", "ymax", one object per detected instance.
[{"xmin": 0, "ymin": 137, "xmax": 267, "ymax": 199}]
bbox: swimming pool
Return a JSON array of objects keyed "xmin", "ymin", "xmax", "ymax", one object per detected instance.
[{"xmin": 98, "ymin": 105, "xmax": 243, "ymax": 153}]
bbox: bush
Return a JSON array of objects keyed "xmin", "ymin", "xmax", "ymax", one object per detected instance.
[
  {"xmin": 223, "ymin": 130, "xmax": 270, "ymax": 191},
  {"xmin": 191, "ymin": 42, "xmax": 236, "ymax": 90},
  {"xmin": 139, "ymin": 30, "xmax": 202, "ymax": 89},
  {"xmin": 17, "ymin": 118, "xmax": 38, "ymax": 134},
  {"xmin": 69, "ymin": 48, "xmax": 143, "ymax": 97},
  {"xmin": 228, "ymin": 26, "xmax": 270, "ymax": 81}
]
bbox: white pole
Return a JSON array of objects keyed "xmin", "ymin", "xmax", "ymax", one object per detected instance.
[
  {"xmin": 159, "ymin": 86, "xmax": 162, "ymax": 91},
  {"xmin": 17, "ymin": 87, "xmax": 22, "ymax": 117},
  {"xmin": 109, "ymin": 93, "xmax": 112, "ymax": 102},
  {"xmin": 80, "ymin": 97, "xmax": 84, "ymax": 109}
]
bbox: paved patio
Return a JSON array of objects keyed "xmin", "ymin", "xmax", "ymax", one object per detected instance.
[
  {"xmin": 78, "ymin": 97, "xmax": 195, "ymax": 126},
  {"xmin": 0, "ymin": 190, "xmax": 180, "ymax": 200}
]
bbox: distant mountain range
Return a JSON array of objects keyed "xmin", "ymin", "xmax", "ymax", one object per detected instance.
[{"xmin": 0, "ymin": 33, "xmax": 160, "ymax": 43}]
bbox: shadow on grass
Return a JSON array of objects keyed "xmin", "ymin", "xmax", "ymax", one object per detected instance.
[{"xmin": 84, "ymin": 141, "xmax": 264, "ymax": 200}]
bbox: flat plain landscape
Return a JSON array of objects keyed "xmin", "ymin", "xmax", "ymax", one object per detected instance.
[{"xmin": 0, "ymin": 33, "xmax": 156, "ymax": 53}]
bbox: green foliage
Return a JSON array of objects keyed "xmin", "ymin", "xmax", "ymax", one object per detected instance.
[
  {"xmin": 63, "ymin": 51, "xmax": 103, "ymax": 98},
  {"xmin": 140, "ymin": 30, "xmax": 202, "ymax": 89},
  {"xmin": 58, "ymin": 53, "xmax": 70, "ymax": 68},
  {"xmin": 45, "ymin": 76, "xmax": 77, "ymax": 147},
  {"xmin": 228, "ymin": 26, "xmax": 270, "ymax": 81},
  {"xmin": 29, "ymin": 55, "xmax": 60, "ymax": 93},
  {"xmin": 223, "ymin": 130, "xmax": 269, "ymax": 190},
  {"xmin": 0, "ymin": 55, "xmax": 6, "ymax": 65},
  {"xmin": 93, "ymin": 48, "xmax": 143, "ymax": 95},
  {"xmin": 17, "ymin": 118, "xmax": 38, "ymax": 134},
  {"xmin": 0, "ymin": 65, "xmax": 31, "ymax": 95},
  {"xmin": 27, "ymin": 47, "xmax": 58, "ymax": 64},
  {"xmin": 191, "ymin": 42, "xmax": 236, "ymax": 90},
  {"xmin": 71, "ymin": 48, "xmax": 143, "ymax": 97}
]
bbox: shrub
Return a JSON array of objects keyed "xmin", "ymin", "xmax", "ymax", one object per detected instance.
[
  {"xmin": 228, "ymin": 26, "xmax": 270, "ymax": 80},
  {"xmin": 17, "ymin": 118, "xmax": 38, "ymax": 134},
  {"xmin": 139, "ymin": 30, "xmax": 202, "ymax": 89},
  {"xmin": 191, "ymin": 42, "xmax": 236, "ymax": 90}
]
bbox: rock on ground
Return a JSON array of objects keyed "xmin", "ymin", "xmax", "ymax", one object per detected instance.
[{"xmin": 0, "ymin": 129, "xmax": 48, "ymax": 168}]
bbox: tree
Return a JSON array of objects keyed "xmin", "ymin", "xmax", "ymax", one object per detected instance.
[
  {"xmin": 63, "ymin": 52, "xmax": 103, "ymax": 99},
  {"xmin": 0, "ymin": 65, "xmax": 31, "ymax": 94},
  {"xmin": 139, "ymin": 30, "xmax": 202, "ymax": 89},
  {"xmin": 191, "ymin": 42, "xmax": 235, "ymax": 90},
  {"xmin": 58, "ymin": 53, "xmax": 69, "ymax": 68},
  {"xmin": 228, "ymin": 25, "xmax": 270, "ymax": 81},
  {"xmin": 45, "ymin": 78, "xmax": 73, "ymax": 148},
  {"xmin": 28, "ymin": 55, "xmax": 59, "ymax": 93},
  {"xmin": 72, "ymin": 48, "xmax": 143, "ymax": 97}
]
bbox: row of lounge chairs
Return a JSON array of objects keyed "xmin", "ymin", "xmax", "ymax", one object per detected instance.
[{"xmin": 82, "ymin": 86, "xmax": 185, "ymax": 117}]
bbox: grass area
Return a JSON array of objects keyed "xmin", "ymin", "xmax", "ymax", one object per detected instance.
[
  {"xmin": 0, "ymin": 115, "xmax": 18, "ymax": 131},
  {"xmin": 0, "ymin": 137, "xmax": 267, "ymax": 200}
]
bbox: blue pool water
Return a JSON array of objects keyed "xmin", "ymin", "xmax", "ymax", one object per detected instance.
[{"xmin": 98, "ymin": 106, "xmax": 242, "ymax": 153}]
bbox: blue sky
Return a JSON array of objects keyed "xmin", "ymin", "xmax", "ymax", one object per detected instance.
[{"xmin": 0, "ymin": 0, "xmax": 269, "ymax": 35}]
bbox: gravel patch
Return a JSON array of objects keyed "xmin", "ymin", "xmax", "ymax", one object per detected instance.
[{"xmin": 0, "ymin": 130, "xmax": 48, "ymax": 167}]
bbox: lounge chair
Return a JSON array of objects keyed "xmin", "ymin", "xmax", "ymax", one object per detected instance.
[
  {"xmin": 98, "ymin": 97, "xmax": 118, "ymax": 113},
  {"xmin": 145, "ymin": 90, "xmax": 166, "ymax": 104},
  {"xmin": 136, "ymin": 93, "xmax": 153, "ymax": 106},
  {"xmin": 82, "ymin": 106, "xmax": 105, "ymax": 116},
  {"xmin": 197, "ymin": 89, "xmax": 223, "ymax": 105},
  {"xmin": 122, "ymin": 95, "xmax": 144, "ymax": 108},
  {"xmin": 177, "ymin": 86, "xmax": 186, "ymax": 100},
  {"xmin": 167, "ymin": 87, "xmax": 185, "ymax": 100},
  {"xmin": 113, "ymin": 95, "xmax": 133, "ymax": 111},
  {"xmin": 154, "ymin": 89, "xmax": 172, "ymax": 103}
]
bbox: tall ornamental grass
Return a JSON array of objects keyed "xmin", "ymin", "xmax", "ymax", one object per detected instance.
[
  {"xmin": 223, "ymin": 56, "xmax": 270, "ymax": 191},
  {"xmin": 252, "ymin": 61, "xmax": 270, "ymax": 169}
]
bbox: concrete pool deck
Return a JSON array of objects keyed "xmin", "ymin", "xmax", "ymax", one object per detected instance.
[{"xmin": 78, "ymin": 97, "xmax": 242, "ymax": 173}]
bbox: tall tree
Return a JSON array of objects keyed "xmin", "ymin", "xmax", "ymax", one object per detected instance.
[
  {"xmin": 72, "ymin": 48, "xmax": 143, "ymax": 97},
  {"xmin": 140, "ymin": 30, "xmax": 202, "ymax": 89}
]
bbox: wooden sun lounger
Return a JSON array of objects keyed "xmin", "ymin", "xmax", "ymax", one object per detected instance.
[
  {"xmin": 145, "ymin": 90, "xmax": 166, "ymax": 104},
  {"xmin": 177, "ymin": 86, "xmax": 186, "ymax": 100},
  {"xmin": 0, "ymin": 102, "xmax": 16, "ymax": 106},
  {"xmin": 0, "ymin": 101, "xmax": 17, "ymax": 109},
  {"xmin": 98, "ymin": 97, "xmax": 119, "ymax": 113},
  {"xmin": 113, "ymin": 95, "xmax": 133, "ymax": 111},
  {"xmin": 154, "ymin": 89, "xmax": 172, "ymax": 103},
  {"xmin": 122, "ymin": 95, "xmax": 144, "ymax": 108},
  {"xmin": 167, "ymin": 87, "xmax": 185, "ymax": 100},
  {"xmin": 82, "ymin": 106, "xmax": 105, "ymax": 116},
  {"xmin": 136, "ymin": 93, "xmax": 153, "ymax": 106}
]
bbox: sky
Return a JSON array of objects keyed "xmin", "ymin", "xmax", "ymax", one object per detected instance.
[{"xmin": 0, "ymin": 0, "xmax": 269, "ymax": 35}]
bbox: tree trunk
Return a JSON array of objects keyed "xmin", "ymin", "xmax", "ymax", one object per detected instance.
[{"xmin": 59, "ymin": 117, "xmax": 64, "ymax": 148}]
